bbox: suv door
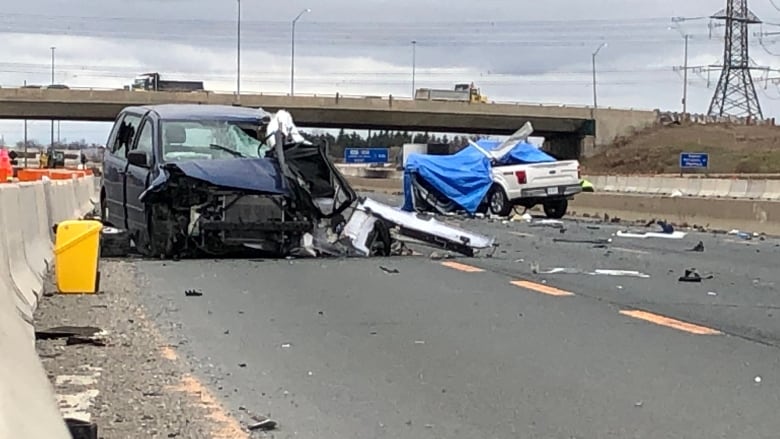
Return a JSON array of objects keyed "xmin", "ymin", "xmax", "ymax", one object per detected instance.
[
  {"xmin": 126, "ymin": 116, "xmax": 156, "ymax": 234},
  {"xmin": 102, "ymin": 112, "xmax": 142, "ymax": 228}
]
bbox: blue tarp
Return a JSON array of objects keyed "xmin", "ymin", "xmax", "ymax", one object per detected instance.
[{"xmin": 402, "ymin": 139, "xmax": 556, "ymax": 214}]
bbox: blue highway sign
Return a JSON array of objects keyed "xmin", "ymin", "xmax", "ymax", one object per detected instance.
[
  {"xmin": 679, "ymin": 152, "xmax": 709, "ymax": 169},
  {"xmin": 344, "ymin": 148, "xmax": 389, "ymax": 164}
]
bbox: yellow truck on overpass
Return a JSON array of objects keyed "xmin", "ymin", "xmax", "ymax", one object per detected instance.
[{"xmin": 414, "ymin": 83, "xmax": 488, "ymax": 103}]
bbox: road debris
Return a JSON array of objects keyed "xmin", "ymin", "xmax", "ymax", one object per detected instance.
[
  {"xmin": 728, "ymin": 229, "xmax": 754, "ymax": 240},
  {"xmin": 379, "ymin": 266, "xmax": 400, "ymax": 274},
  {"xmin": 634, "ymin": 401, "xmax": 643, "ymax": 408},
  {"xmin": 655, "ymin": 220, "xmax": 674, "ymax": 234},
  {"xmin": 707, "ymin": 291, "xmax": 718, "ymax": 296},
  {"xmin": 512, "ymin": 212, "xmax": 533, "ymax": 223},
  {"xmin": 281, "ymin": 343, "xmax": 292, "ymax": 348},
  {"xmin": 36, "ymin": 326, "xmax": 102, "ymax": 340},
  {"xmin": 688, "ymin": 241, "xmax": 705, "ymax": 252},
  {"xmin": 65, "ymin": 418, "xmax": 98, "ymax": 439},
  {"xmin": 529, "ymin": 219, "xmax": 565, "ymax": 230},
  {"xmin": 247, "ymin": 415, "xmax": 278, "ymax": 431},
  {"xmin": 616, "ymin": 230, "xmax": 687, "ymax": 240},
  {"xmin": 678, "ymin": 268, "xmax": 713, "ymax": 283},
  {"xmin": 66, "ymin": 335, "xmax": 107, "ymax": 347},
  {"xmin": 553, "ymin": 238, "xmax": 612, "ymax": 245},
  {"xmin": 429, "ymin": 251, "xmax": 454, "ymax": 260},
  {"xmin": 414, "ymin": 340, "xmax": 425, "ymax": 345},
  {"xmin": 538, "ymin": 268, "xmax": 650, "ymax": 278},
  {"xmin": 184, "ymin": 289, "xmax": 203, "ymax": 297},
  {"xmin": 755, "ymin": 376, "xmax": 762, "ymax": 384}
]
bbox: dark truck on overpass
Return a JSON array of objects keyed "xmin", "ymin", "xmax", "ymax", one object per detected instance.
[{"xmin": 130, "ymin": 73, "xmax": 204, "ymax": 92}]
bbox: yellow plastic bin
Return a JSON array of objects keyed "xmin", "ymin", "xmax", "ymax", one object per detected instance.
[{"xmin": 54, "ymin": 220, "xmax": 102, "ymax": 294}]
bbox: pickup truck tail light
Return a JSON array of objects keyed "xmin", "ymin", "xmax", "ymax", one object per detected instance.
[{"xmin": 514, "ymin": 170, "xmax": 527, "ymax": 185}]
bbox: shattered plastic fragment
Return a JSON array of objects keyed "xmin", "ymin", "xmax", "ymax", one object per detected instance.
[
  {"xmin": 688, "ymin": 241, "xmax": 705, "ymax": 252},
  {"xmin": 247, "ymin": 415, "xmax": 278, "ymax": 431},
  {"xmin": 616, "ymin": 231, "xmax": 687, "ymax": 240},
  {"xmin": 678, "ymin": 268, "xmax": 712, "ymax": 283},
  {"xmin": 553, "ymin": 238, "xmax": 612, "ymax": 245},
  {"xmin": 539, "ymin": 268, "xmax": 649, "ymax": 278},
  {"xmin": 529, "ymin": 219, "xmax": 565, "ymax": 229}
]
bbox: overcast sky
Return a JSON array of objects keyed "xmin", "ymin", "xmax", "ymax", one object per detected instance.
[{"xmin": 3, "ymin": 0, "xmax": 780, "ymax": 145}]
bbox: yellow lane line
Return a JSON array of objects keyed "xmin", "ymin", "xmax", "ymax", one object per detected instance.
[
  {"xmin": 440, "ymin": 261, "xmax": 485, "ymax": 273},
  {"xmin": 168, "ymin": 375, "xmax": 249, "ymax": 439},
  {"xmin": 620, "ymin": 310, "xmax": 722, "ymax": 335},
  {"xmin": 511, "ymin": 280, "xmax": 575, "ymax": 296}
]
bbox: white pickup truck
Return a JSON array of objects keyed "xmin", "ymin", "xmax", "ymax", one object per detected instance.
[
  {"xmin": 470, "ymin": 123, "xmax": 582, "ymax": 218},
  {"xmin": 485, "ymin": 160, "xmax": 582, "ymax": 218}
]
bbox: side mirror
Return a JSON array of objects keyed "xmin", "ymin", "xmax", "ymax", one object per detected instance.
[{"xmin": 127, "ymin": 150, "xmax": 150, "ymax": 168}]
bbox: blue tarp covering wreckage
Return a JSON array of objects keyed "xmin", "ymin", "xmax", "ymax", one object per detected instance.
[{"xmin": 402, "ymin": 139, "xmax": 556, "ymax": 214}]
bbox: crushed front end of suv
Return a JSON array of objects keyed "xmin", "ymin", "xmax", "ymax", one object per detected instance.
[{"xmin": 101, "ymin": 104, "xmax": 494, "ymax": 259}]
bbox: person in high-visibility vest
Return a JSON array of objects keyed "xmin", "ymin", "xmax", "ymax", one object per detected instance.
[
  {"xmin": 581, "ymin": 179, "xmax": 594, "ymax": 192},
  {"xmin": 0, "ymin": 148, "xmax": 13, "ymax": 182}
]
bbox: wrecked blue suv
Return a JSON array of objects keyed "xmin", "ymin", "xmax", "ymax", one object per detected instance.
[{"xmin": 101, "ymin": 104, "xmax": 356, "ymax": 258}]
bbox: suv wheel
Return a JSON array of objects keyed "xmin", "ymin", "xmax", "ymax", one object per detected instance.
[{"xmin": 543, "ymin": 199, "xmax": 568, "ymax": 219}]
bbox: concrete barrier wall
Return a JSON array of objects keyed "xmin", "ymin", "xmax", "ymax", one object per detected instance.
[
  {"xmin": 570, "ymin": 192, "xmax": 780, "ymax": 235},
  {"xmin": 0, "ymin": 176, "xmax": 95, "ymax": 439},
  {"xmin": 585, "ymin": 175, "xmax": 780, "ymax": 201}
]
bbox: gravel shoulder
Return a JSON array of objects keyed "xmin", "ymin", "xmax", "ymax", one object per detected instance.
[{"xmin": 35, "ymin": 259, "xmax": 254, "ymax": 439}]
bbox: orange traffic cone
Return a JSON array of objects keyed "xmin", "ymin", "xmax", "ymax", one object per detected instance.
[{"xmin": 0, "ymin": 149, "xmax": 13, "ymax": 182}]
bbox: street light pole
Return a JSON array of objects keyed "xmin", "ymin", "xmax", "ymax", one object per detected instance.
[
  {"xmin": 411, "ymin": 40, "xmax": 417, "ymax": 97},
  {"xmin": 236, "ymin": 0, "xmax": 241, "ymax": 99},
  {"xmin": 50, "ymin": 46, "xmax": 55, "ymax": 150},
  {"xmin": 591, "ymin": 42, "xmax": 607, "ymax": 112},
  {"xmin": 23, "ymin": 79, "xmax": 28, "ymax": 168},
  {"xmin": 669, "ymin": 26, "xmax": 691, "ymax": 115},
  {"xmin": 291, "ymin": 8, "xmax": 311, "ymax": 96},
  {"xmin": 682, "ymin": 34, "xmax": 689, "ymax": 114}
]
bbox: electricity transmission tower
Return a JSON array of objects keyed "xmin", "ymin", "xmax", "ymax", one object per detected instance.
[{"xmin": 708, "ymin": 0, "xmax": 763, "ymax": 119}]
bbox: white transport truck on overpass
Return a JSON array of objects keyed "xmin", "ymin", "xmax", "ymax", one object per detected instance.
[{"xmin": 130, "ymin": 73, "xmax": 205, "ymax": 92}]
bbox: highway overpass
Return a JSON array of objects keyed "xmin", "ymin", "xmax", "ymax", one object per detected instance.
[{"xmin": 0, "ymin": 88, "xmax": 658, "ymax": 158}]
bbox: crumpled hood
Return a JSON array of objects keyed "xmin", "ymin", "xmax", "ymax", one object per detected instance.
[
  {"xmin": 170, "ymin": 158, "xmax": 289, "ymax": 194},
  {"xmin": 140, "ymin": 158, "xmax": 289, "ymax": 203}
]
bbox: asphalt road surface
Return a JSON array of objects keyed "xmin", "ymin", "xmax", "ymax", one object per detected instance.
[{"xmin": 132, "ymin": 195, "xmax": 780, "ymax": 438}]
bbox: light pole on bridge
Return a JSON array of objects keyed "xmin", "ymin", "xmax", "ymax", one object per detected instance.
[{"xmin": 291, "ymin": 8, "xmax": 311, "ymax": 96}]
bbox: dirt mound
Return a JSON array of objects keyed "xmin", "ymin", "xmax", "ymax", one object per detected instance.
[{"xmin": 583, "ymin": 123, "xmax": 780, "ymax": 174}]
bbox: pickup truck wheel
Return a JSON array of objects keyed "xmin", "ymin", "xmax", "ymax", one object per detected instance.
[
  {"xmin": 543, "ymin": 199, "xmax": 568, "ymax": 219},
  {"xmin": 488, "ymin": 186, "xmax": 512, "ymax": 217}
]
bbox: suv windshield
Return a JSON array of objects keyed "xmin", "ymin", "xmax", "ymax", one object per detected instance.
[{"xmin": 161, "ymin": 120, "xmax": 268, "ymax": 162}]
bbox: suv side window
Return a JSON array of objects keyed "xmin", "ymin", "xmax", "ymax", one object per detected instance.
[
  {"xmin": 134, "ymin": 120, "xmax": 154, "ymax": 153},
  {"xmin": 111, "ymin": 114, "xmax": 142, "ymax": 158}
]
